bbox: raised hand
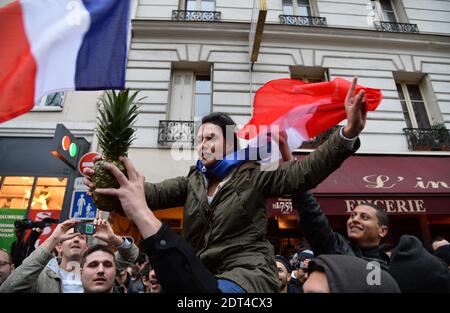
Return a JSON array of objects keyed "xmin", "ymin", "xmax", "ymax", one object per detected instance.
[
  {"xmin": 93, "ymin": 156, "xmax": 161, "ymax": 238},
  {"xmin": 92, "ymin": 218, "xmax": 124, "ymax": 247},
  {"xmin": 343, "ymin": 76, "xmax": 367, "ymax": 138}
]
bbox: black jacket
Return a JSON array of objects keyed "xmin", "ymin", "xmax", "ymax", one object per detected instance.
[
  {"xmin": 292, "ymin": 191, "xmax": 389, "ymax": 269},
  {"xmin": 140, "ymin": 223, "xmax": 220, "ymax": 293}
]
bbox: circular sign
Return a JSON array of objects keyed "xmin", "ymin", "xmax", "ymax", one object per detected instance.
[
  {"xmin": 62, "ymin": 136, "xmax": 70, "ymax": 151},
  {"xmin": 69, "ymin": 143, "xmax": 77, "ymax": 157},
  {"xmin": 78, "ymin": 152, "xmax": 100, "ymax": 175}
]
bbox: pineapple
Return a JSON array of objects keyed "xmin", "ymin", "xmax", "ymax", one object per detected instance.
[{"xmin": 92, "ymin": 89, "xmax": 141, "ymax": 214}]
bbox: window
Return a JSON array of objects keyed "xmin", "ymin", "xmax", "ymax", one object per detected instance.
[
  {"xmin": 396, "ymin": 83, "xmax": 431, "ymax": 129},
  {"xmin": 372, "ymin": 0, "xmax": 397, "ymax": 22},
  {"xmin": 161, "ymin": 67, "xmax": 212, "ymax": 146},
  {"xmin": 290, "ymin": 66, "xmax": 329, "ymax": 83},
  {"xmin": 282, "ymin": 0, "xmax": 312, "ymax": 16},
  {"xmin": 0, "ymin": 176, "xmax": 67, "ymax": 252},
  {"xmin": 35, "ymin": 92, "xmax": 65, "ymax": 108},
  {"xmin": 30, "ymin": 177, "xmax": 67, "ymax": 211},
  {"xmin": 0, "ymin": 176, "xmax": 67, "ymax": 211},
  {"xmin": 185, "ymin": 0, "xmax": 215, "ymax": 11},
  {"xmin": 0, "ymin": 176, "xmax": 34, "ymax": 210},
  {"xmin": 194, "ymin": 76, "xmax": 212, "ymax": 118},
  {"xmin": 169, "ymin": 66, "xmax": 212, "ymax": 121}
]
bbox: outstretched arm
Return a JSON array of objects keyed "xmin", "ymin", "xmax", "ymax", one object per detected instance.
[
  {"xmin": 83, "ymin": 156, "xmax": 188, "ymax": 211},
  {"xmin": 94, "ymin": 157, "xmax": 219, "ymax": 292}
]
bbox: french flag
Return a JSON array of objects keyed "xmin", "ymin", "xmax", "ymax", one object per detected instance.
[
  {"xmin": 237, "ymin": 78, "xmax": 383, "ymax": 161},
  {"xmin": 0, "ymin": 0, "xmax": 130, "ymax": 123}
]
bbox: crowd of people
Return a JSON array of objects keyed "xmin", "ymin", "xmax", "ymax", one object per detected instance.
[{"xmin": 0, "ymin": 78, "xmax": 449, "ymax": 293}]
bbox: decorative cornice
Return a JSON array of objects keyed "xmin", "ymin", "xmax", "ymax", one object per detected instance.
[{"xmin": 131, "ymin": 20, "xmax": 450, "ymax": 51}]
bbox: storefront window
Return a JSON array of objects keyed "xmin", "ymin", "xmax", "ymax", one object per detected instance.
[
  {"xmin": 0, "ymin": 176, "xmax": 34, "ymax": 210},
  {"xmin": 30, "ymin": 177, "xmax": 67, "ymax": 211},
  {"xmin": 0, "ymin": 177, "xmax": 34, "ymax": 252},
  {"xmin": 0, "ymin": 176, "xmax": 68, "ymax": 252}
]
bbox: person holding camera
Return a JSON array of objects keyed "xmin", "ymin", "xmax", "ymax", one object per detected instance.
[{"xmin": 0, "ymin": 219, "xmax": 138, "ymax": 293}]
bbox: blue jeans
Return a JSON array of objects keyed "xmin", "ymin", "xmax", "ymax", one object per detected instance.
[{"xmin": 217, "ymin": 279, "xmax": 246, "ymax": 293}]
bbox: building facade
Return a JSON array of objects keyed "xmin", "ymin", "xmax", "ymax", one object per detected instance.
[{"xmin": 1, "ymin": 0, "xmax": 449, "ymax": 252}]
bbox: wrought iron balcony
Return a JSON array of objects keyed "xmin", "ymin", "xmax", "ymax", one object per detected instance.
[
  {"xmin": 374, "ymin": 21, "xmax": 419, "ymax": 33},
  {"xmin": 300, "ymin": 126, "xmax": 340, "ymax": 149},
  {"xmin": 403, "ymin": 128, "xmax": 450, "ymax": 151},
  {"xmin": 172, "ymin": 10, "xmax": 221, "ymax": 22},
  {"xmin": 279, "ymin": 15, "xmax": 327, "ymax": 27},
  {"xmin": 158, "ymin": 120, "xmax": 195, "ymax": 147}
]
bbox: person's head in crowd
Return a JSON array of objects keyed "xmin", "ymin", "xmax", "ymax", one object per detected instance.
[
  {"xmin": 379, "ymin": 243, "xmax": 393, "ymax": 258},
  {"xmin": 0, "ymin": 248, "xmax": 15, "ymax": 286},
  {"xmin": 127, "ymin": 264, "xmax": 140, "ymax": 280},
  {"xmin": 389, "ymin": 235, "xmax": 449, "ymax": 293},
  {"xmin": 141, "ymin": 262, "xmax": 162, "ymax": 293},
  {"xmin": 197, "ymin": 112, "xmax": 238, "ymax": 168},
  {"xmin": 135, "ymin": 252, "xmax": 149, "ymax": 271},
  {"xmin": 429, "ymin": 236, "xmax": 450, "ymax": 268},
  {"xmin": 56, "ymin": 228, "xmax": 88, "ymax": 265},
  {"xmin": 115, "ymin": 267, "xmax": 131, "ymax": 293},
  {"xmin": 347, "ymin": 203, "xmax": 389, "ymax": 248},
  {"xmin": 80, "ymin": 245, "xmax": 116, "ymax": 293},
  {"xmin": 275, "ymin": 255, "xmax": 291, "ymax": 293},
  {"xmin": 303, "ymin": 254, "xmax": 400, "ymax": 293},
  {"xmin": 292, "ymin": 249, "xmax": 315, "ymax": 284}
]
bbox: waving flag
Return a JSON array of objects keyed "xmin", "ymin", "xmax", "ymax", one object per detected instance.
[
  {"xmin": 237, "ymin": 78, "xmax": 383, "ymax": 153},
  {"xmin": 0, "ymin": 0, "xmax": 131, "ymax": 123}
]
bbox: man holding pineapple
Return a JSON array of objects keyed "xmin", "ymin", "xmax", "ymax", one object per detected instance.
[{"xmin": 84, "ymin": 79, "xmax": 366, "ymax": 293}]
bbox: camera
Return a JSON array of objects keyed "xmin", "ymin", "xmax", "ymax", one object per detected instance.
[
  {"xmin": 14, "ymin": 217, "xmax": 59, "ymax": 230},
  {"xmin": 74, "ymin": 222, "xmax": 96, "ymax": 235}
]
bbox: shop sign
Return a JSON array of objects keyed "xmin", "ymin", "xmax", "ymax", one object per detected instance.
[{"xmin": 0, "ymin": 208, "xmax": 27, "ymax": 252}]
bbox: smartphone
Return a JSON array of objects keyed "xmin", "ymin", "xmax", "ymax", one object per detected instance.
[{"xmin": 74, "ymin": 222, "xmax": 96, "ymax": 235}]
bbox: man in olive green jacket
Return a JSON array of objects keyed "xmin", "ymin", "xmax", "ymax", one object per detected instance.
[
  {"xmin": 88, "ymin": 77, "xmax": 367, "ymax": 293},
  {"xmin": 0, "ymin": 219, "xmax": 138, "ymax": 293}
]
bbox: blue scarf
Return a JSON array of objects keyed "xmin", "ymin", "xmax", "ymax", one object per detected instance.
[{"xmin": 196, "ymin": 142, "xmax": 272, "ymax": 180}]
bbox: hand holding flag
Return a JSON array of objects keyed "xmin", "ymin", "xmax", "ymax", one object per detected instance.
[
  {"xmin": 343, "ymin": 77, "xmax": 368, "ymax": 138},
  {"xmin": 237, "ymin": 76, "xmax": 383, "ymax": 153}
]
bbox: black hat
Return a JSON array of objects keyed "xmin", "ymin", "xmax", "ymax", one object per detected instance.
[
  {"xmin": 275, "ymin": 255, "xmax": 292, "ymax": 273},
  {"xmin": 308, "ymin": 254, "xmax": 400, "ymax": 293},
  {"xmin": 389, "ymin": 235, "xmax": 449, "ymax": 293}
]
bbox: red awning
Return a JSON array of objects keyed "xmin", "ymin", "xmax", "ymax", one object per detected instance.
[{"xmin": 268, "ymin": 154, "xmax": 450, "ymax": 216}]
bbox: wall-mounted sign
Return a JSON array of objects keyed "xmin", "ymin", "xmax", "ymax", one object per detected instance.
[
  {"xmin": 249, "ymin": 0, "xmax": 267, "ymax": 64},
  {"xmin": 51, "ymin": 124, "xmax": 80, "ymax": 169},
  {"xmin": 69, "ymin": 190, "xmax": 97, "ymax": 220}
]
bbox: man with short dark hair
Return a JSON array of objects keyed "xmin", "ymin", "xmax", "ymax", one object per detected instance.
[
  {"xmin": 275, "ymin": 255, "xmax": 292, "ymax": 293},
  {"xmin": 276, "ymin": 130, "xmax": 390, "ymax": 266},
  {"xmin": 293, "ymin": 192, "xmax": 390, "ymax": 267},
  {"xmin": 141, "ymin": 262, "xmax": 162, "ymax": 293},
  {"xmin": 0, "ymin": 219, "xmax": 138, "ymax": 293},
  {"xmin": 80, "ymin": 245, "xmax": 116, "ymax": 293}
]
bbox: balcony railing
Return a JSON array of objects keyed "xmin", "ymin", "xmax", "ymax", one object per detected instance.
[
  {"xmin": 279, "ymin": 15, "xmax": 327, "ymax": 27},
  {"xmin": 158, "ymin": 120, "xmax": 195, "ymax": 147},
  {"xmin": 403, "ymin": 128, "xmax": 450, "ymax": 151},
  {"xmin": 300, "ymin": 126, "xmax": 340, "ymax": 149},
  {"xmin": 374, "ymin": 21, "xmax": 419, "ymax": 33},
  {"xmin": 172, "ymin": 10, "xmax": 221, "ymax": 22}
]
